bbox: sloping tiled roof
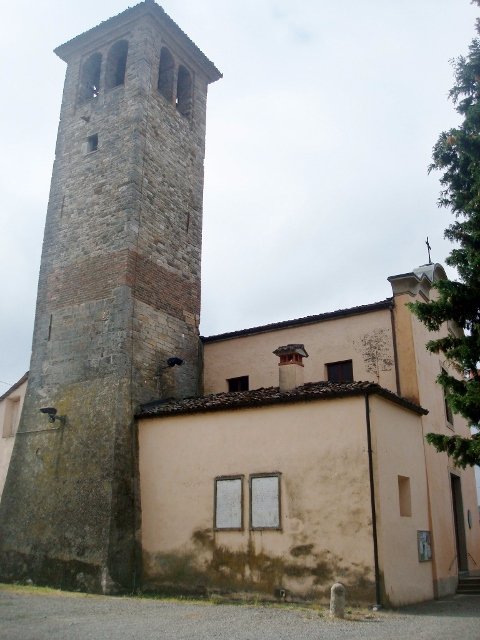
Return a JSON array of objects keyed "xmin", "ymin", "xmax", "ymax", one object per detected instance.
[
  {"xmin": 54, "ymin": 1, "xmax": 222, "ymax": 83},
  {"xmin": 201, "ymin": 299, "xmax": 393, "ymax": 343},
  {"xmin": 137, "ymin": 380, "xmax": 427, "ymax": 418},
  {"xmin": 0, "ymin": 372, "xmax": 29, "ymax": 402}
]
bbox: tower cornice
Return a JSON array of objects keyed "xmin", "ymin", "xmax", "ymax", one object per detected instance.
[{"xmin": 54, "ymin": 0, "xmax": 222, "ymax": 84}]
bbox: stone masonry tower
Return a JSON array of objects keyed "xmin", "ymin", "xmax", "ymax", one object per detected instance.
[{"xmin": 0, "ymin": 1, "xmax": 221, "ymax": 592}]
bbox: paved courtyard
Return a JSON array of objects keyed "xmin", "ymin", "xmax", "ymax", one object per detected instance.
[{"xmin": 1, "ymin": 586, "xmax": 479, "ymax": 640}]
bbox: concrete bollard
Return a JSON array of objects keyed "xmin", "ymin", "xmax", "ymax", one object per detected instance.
[{"xmin": 330, "ymin": 582, "xmax": 346, "ymax": 618}]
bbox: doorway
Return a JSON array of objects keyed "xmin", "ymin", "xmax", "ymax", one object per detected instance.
[{"xmin": 450, "ymin": 474, "xmax": 468, "ymax": 573}]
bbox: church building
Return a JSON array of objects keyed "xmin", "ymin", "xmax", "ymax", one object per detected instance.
[{"xmin": 0, "ymin": 2, "xmax": 478, "ymax": 607}]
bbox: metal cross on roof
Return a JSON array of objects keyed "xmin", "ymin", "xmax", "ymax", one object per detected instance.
[{"xmin": 426, "ymin": 237, "xmax": 432, "ymax": 265}]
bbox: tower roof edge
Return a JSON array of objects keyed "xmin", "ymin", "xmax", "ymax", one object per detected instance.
[{"xmin": 54, "ymin": 1, "xmax": 222, "ymax": 83}]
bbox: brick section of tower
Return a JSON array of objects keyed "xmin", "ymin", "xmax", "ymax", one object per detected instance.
[
  {"xmin": 0, "ymin": 2, "xmax": 220, "ymax": 592},
  {"xmin": 44, "ymin": 251, "xmax": 200, "ymax": 322}
]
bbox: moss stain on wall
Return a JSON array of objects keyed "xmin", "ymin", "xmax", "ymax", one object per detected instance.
[{"xmin": 142, "ymin": 528, "xmax": 375, "ymax": 603}]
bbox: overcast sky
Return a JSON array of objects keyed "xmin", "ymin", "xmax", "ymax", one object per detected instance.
[{"xmin": 0, "ymin": 0, "xmax": 478, "ymax": 393}]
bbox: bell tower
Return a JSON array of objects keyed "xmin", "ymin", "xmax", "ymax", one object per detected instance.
[{"xmin": 0, "ymin": 1, "xmax": 221, "ymax": 592}]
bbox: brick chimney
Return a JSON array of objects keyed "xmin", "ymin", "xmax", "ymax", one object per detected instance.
[{"xmin": 273, "ymin": 344, "xmax": 309, "ymax": 392}]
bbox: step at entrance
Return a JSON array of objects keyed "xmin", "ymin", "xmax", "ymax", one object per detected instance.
[{"xmin": 457, "ymin": 576, "xmax": 480, "ymax": 595}]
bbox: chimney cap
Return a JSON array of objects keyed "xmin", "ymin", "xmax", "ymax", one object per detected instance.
[{"xmin": 273, "ymin": 344, "xmax": 309, "ymax": 358}]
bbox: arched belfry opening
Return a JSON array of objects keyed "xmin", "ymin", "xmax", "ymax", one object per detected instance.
[
  {"xmin": 158, "ymin": 46, "xmax": 174, "ymax": 102},
  {"xmin": 176, "ymin": 65, "xmax": 192, "ymax": 118},
  {"xmin": 79, "ymin": 52, "xmax": 102, "ymax": 102},
  {"xmin": 105, "ymin": 40, "xmax": 128, "ymax": 89}
]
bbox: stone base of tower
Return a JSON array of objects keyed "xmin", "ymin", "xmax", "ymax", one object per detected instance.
[
  {"xmin": 0, "ymin": 550, "xmax": 111, "ymax": 593},
  {"xmin": 0, "ymin": 541, "xmax": 139, "ymax": 594},
  {"xmin": 0, "ymin": 375, "xmax": 140, "ymax": 594}
]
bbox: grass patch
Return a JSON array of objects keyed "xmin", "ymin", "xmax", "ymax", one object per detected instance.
[
  {"xmin": 0, "ymin": 583, "xmax": 91, "ymax": 598},
  {"xmin": 0, "ymin": 583, "xmax": 388, "ymax": 621}
]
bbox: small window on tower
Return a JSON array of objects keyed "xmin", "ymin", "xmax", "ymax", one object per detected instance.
[
  {"xmin": 227, "ymin": 376, "xmax": 249, "ymax": 392},
  {"xmin": 105, "ymin": 40, "xmax": 128, "ymax": 89},
  {"xmin": 86, "ymin": 134, "xmax": 98, "ymax": 153},
  {"xmin": 79, "ymin": 52, "xmax": 102, "ymax": 103},
  {"xmin": 176, "ymin": 65, "xmax": 193, "ymax": 118},
  {"xmin": 158, "ymin": 47, "xmax": 175, "ymax": 102},
  {"xmin": 326, "ymin": 360, "xmax": 353, "ymax": 383}
]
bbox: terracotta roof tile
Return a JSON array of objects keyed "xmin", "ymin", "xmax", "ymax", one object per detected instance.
[{"xmin": 137, "ymin": 380, "xmax": 427, "ymax": 418}]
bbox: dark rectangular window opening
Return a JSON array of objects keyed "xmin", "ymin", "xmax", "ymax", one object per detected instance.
[
  {"xmin": 442, "ymin": 368, "xmax": 454, "ymax": 426},
  {"xmin": 249, "ymin": 473, "xmax": 281, "ymax": 531},
  {"xmin": 451, "ymin": 474, "xmax": 468, "ymax": 571},
  {"xmin": 86, "ymin": 134, "xmax": 98, "ymax": 153},
  {"xmin": 326, "ymin": 360, "xmax": 353, "ymax": 383},
  {"xmin": 214, "ymin": 475, "xmax": 243, "ymax": 531},
  {"xmin": 444, "ymin": 395, "xmax": 454, "ymax": 425},
  {"xmin": 227, "ymin": 376, "xmax": 249, "ymax": 392}
]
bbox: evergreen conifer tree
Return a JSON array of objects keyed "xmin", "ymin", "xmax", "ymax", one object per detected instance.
[{"xmin": 409, "ymin": 6, "xmax": 480, "ymax": 468}]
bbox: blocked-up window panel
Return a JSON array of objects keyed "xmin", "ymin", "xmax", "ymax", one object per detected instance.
[
  {"xmin": 326, "ymin": 360, "xmax": 353, "ymax": 383},
  {"xmin": 250, "ymin": 474, "xmax": 281, "ymax": 530},
  {"xmin": 158, "ymin": 47, "xmax": 174, "ymax": 102},
  {"xmin": 176, "ymin": 65, "xmax": 193, "ymax": 118},
  {"xmin": 79, "ymin": 52, "xmax": 102, "ymax": 103},
  {"xmin": 105, "ymin": 40, "xmax": 128, "ymax": 88},
  {"xmin": 398, "ymin": 475, "xmax": 412, "ymax": 517},
  {"xmin": 215, "ymin": 476, "xmax": 243, "ymax": 530}
]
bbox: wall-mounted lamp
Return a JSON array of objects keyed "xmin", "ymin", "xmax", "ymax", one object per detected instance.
[
  {"xmin": 39, "ymin": 407, "xmax": 66, "ymax": 425},
  {"xmin": 152, "ymin": 357, "xmax": 185, "ymax": 387}
]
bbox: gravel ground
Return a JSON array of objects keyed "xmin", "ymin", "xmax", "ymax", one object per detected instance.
[{"xmin": 0, "ymin": 587, "xmax": 479, "ymax": 640}]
